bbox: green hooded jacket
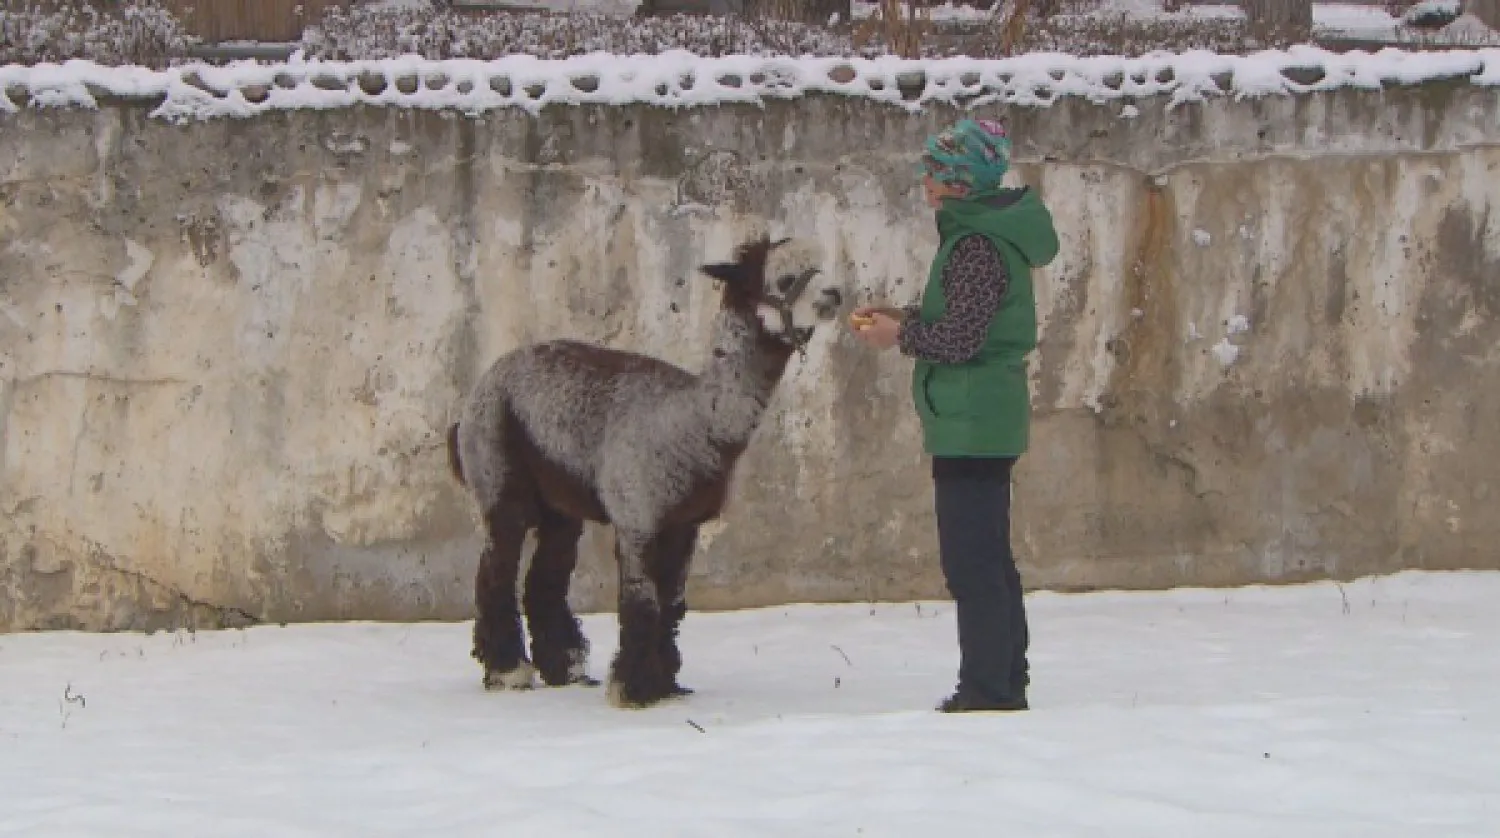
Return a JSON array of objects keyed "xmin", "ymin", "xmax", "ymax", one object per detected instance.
[{"xmin": 910, "ymin": 187, "xmax": 1060, "ymax": 457}]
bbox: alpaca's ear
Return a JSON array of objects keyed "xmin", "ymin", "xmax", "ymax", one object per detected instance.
[{"xmin": 699, "ymin": 262, "xmax": 746, "ymax": 285}]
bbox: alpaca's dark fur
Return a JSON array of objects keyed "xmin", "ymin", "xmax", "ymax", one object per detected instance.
[{"xmin": 446, "ymin": 234, "xmax": 845, "ymax": 708}]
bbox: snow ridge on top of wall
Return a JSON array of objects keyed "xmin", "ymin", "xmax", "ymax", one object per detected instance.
[{"xmin": 1, "ymin": 46, "xmax": 1497, "ymax": 122}]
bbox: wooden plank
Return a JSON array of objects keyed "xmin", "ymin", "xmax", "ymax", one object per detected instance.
[{"xmin": 153, "ymin": 0, "xmax": 354, "ymax": 43}]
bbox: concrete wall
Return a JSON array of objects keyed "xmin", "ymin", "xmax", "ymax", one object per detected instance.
[{"xmin": 2, "ymin": 82, "xmax": 1498, "ymax": 632}]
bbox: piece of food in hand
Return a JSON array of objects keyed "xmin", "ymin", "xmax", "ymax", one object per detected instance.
[{"xmin": 849, "ymin": 313, "xmax": 875, "ymax": 330}]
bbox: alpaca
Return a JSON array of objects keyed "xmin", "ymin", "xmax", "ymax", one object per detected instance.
[{"xmin": 445, "ymin": 233, "xmax": 846, "ymax": 708}]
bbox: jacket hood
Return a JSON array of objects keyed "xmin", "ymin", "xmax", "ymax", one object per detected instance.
[{"xmin": 936, "ymin": 186, "xmax": 1060, "ymax": 269}]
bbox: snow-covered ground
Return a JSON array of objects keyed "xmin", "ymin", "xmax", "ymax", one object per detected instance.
[{"xmin": 2, "ymin": 570, "xmax": 1497, "ymax": 835}]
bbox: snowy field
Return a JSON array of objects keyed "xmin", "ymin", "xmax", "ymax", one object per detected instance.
[{"xmin": 1, "ymin": 570, "xmax": 1497, "ymax": 835}]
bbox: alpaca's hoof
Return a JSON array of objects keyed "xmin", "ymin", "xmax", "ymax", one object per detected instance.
[
  {"xmin": 565, "ymin": 651, "xmax": 600, "ymax": 687},
  {"xmin": 483, "ymin": 661, "xmax": 536, "ymax": 691},
  {"xmin": 605, "ymin": 680, "xmax": 640, "ymax": 709},
  {"xmin": 539, "ymin": 652, "xmax": 601, "ymax": 688},
  {"xmin": 605, "ymin": 679, "xmax": 690, "ymax": 708},
  {"xmin": 605, "ymin": 679, "xmax": 668, "ymax": 709},
  {"xmin": 538, "ymin": 671, "xmax": 600, "ymax": 688},
  {"xmin": 549, "ymin": 671, "xmax": 600, "ymax": 688}
]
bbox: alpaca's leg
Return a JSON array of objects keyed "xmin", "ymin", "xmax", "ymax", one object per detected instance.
[
  {"xmin": 652, "ymin": 525, "xmax": 699, "ymax": 696},
  {"xmin": 472, "ymin": 505, "xmax": 534, "ymax": 691},
  {"xmin": 523, "ymin": 507, "xmax": 596, "ymax": 688},
  {"xmin": 607, "ymin": 527, "xmax": 673, "ymax": 709}
]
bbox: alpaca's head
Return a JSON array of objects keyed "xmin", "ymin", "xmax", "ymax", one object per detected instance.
[{"xmin": 699, "ymin": 235, "xmax": 846, "ymax": 350}]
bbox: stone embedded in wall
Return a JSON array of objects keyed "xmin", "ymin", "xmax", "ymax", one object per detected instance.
[
  {"xmin": 675, "ymin": 148, "xmax": 757, "ymax": 213},
  {"xmin": 1, "ymin": 78, "xmax": 1499, "ymax": 632}
]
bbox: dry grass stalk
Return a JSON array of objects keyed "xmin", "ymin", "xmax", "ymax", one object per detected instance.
[
  {"xmin": 991, "ymin": 0, "xmax": 1034, "ymax": 55},
  {"xmin": 853, "ymin": 0, "xmax": 931, "ymax": 58}
]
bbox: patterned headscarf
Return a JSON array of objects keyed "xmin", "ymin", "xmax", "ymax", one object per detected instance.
[{"xmin": 920, "ymin": 118, "xmax": 1012, "ymax": 197}]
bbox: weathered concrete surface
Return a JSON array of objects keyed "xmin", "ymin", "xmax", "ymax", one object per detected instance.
[{"xmin": 1, "ymin": 85, "xmax": 1498, "ymax": 631}]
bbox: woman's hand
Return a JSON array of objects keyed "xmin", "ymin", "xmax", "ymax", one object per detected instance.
[
  {"xmin": 853, "ymin": 305, "xmax": 906, "ymax": 322},
  {"xmin": 849, "ymin": 305, "xmax": 903, "ymax": 351}
]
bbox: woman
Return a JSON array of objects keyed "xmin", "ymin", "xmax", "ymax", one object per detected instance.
[{"xmin": 851, "ymin": 118, "xmax": 1059, "ymax": 713}]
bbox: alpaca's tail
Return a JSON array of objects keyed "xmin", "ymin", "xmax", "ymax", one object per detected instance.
[{"xmin": 445, "ymin": 421, "xmax": 467, "ymax": 487}]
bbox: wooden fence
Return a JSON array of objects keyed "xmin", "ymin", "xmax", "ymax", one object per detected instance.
[
  {"xmin": 92, "ymin": 0, "xmax": 347, "ymax": 43},
  {"xmin": 1472, "ymin": 0, "xmax": 1500, "ymax": 30}
]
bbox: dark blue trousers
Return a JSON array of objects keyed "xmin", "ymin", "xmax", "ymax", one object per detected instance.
[{"xmin": 933, "ymin": 455, "xmax": 1030, "ymax": 703}]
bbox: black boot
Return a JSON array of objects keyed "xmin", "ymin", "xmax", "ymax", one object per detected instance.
[{"xmin": 937, "ymin": 686, "xmax": 1028, "ymax": 713}]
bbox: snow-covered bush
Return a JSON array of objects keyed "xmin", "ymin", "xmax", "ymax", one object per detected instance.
[
  {"xmin": 0, "ymin": 1, "xmax": 197, "ymax": 67},
  {"xmin": 14, "ymin": 0, "xmax": 1477, "ymax": 66},
  {"xmin": 300, "ymin": 3, "xmax": 862, "ymax": 59},
  {"xmin": 299, "ymin": 1, "xmax": 1255, "ymax": 60},
  {"xmin": 1010, "ymin": 12, "xmax": 1253, "ymax": 56}
]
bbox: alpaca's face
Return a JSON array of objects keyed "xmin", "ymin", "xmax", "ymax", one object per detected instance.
[{"xmin": 754, "ymin": 238, "xmax": 846, "ymax": 346}]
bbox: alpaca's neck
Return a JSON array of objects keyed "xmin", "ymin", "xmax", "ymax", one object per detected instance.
[{"xmin": 694, "ymin": 309, "xmax": 788, "ymax": 446}]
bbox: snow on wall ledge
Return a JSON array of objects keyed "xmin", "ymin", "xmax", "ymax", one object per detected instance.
[
  {"xmin": 2, "ymin": 53, "xmax": 1500, "ymax": 633},
  {"xmin": 2, "ymin": 46, "xmax": 1499, "ymax": 121}
]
